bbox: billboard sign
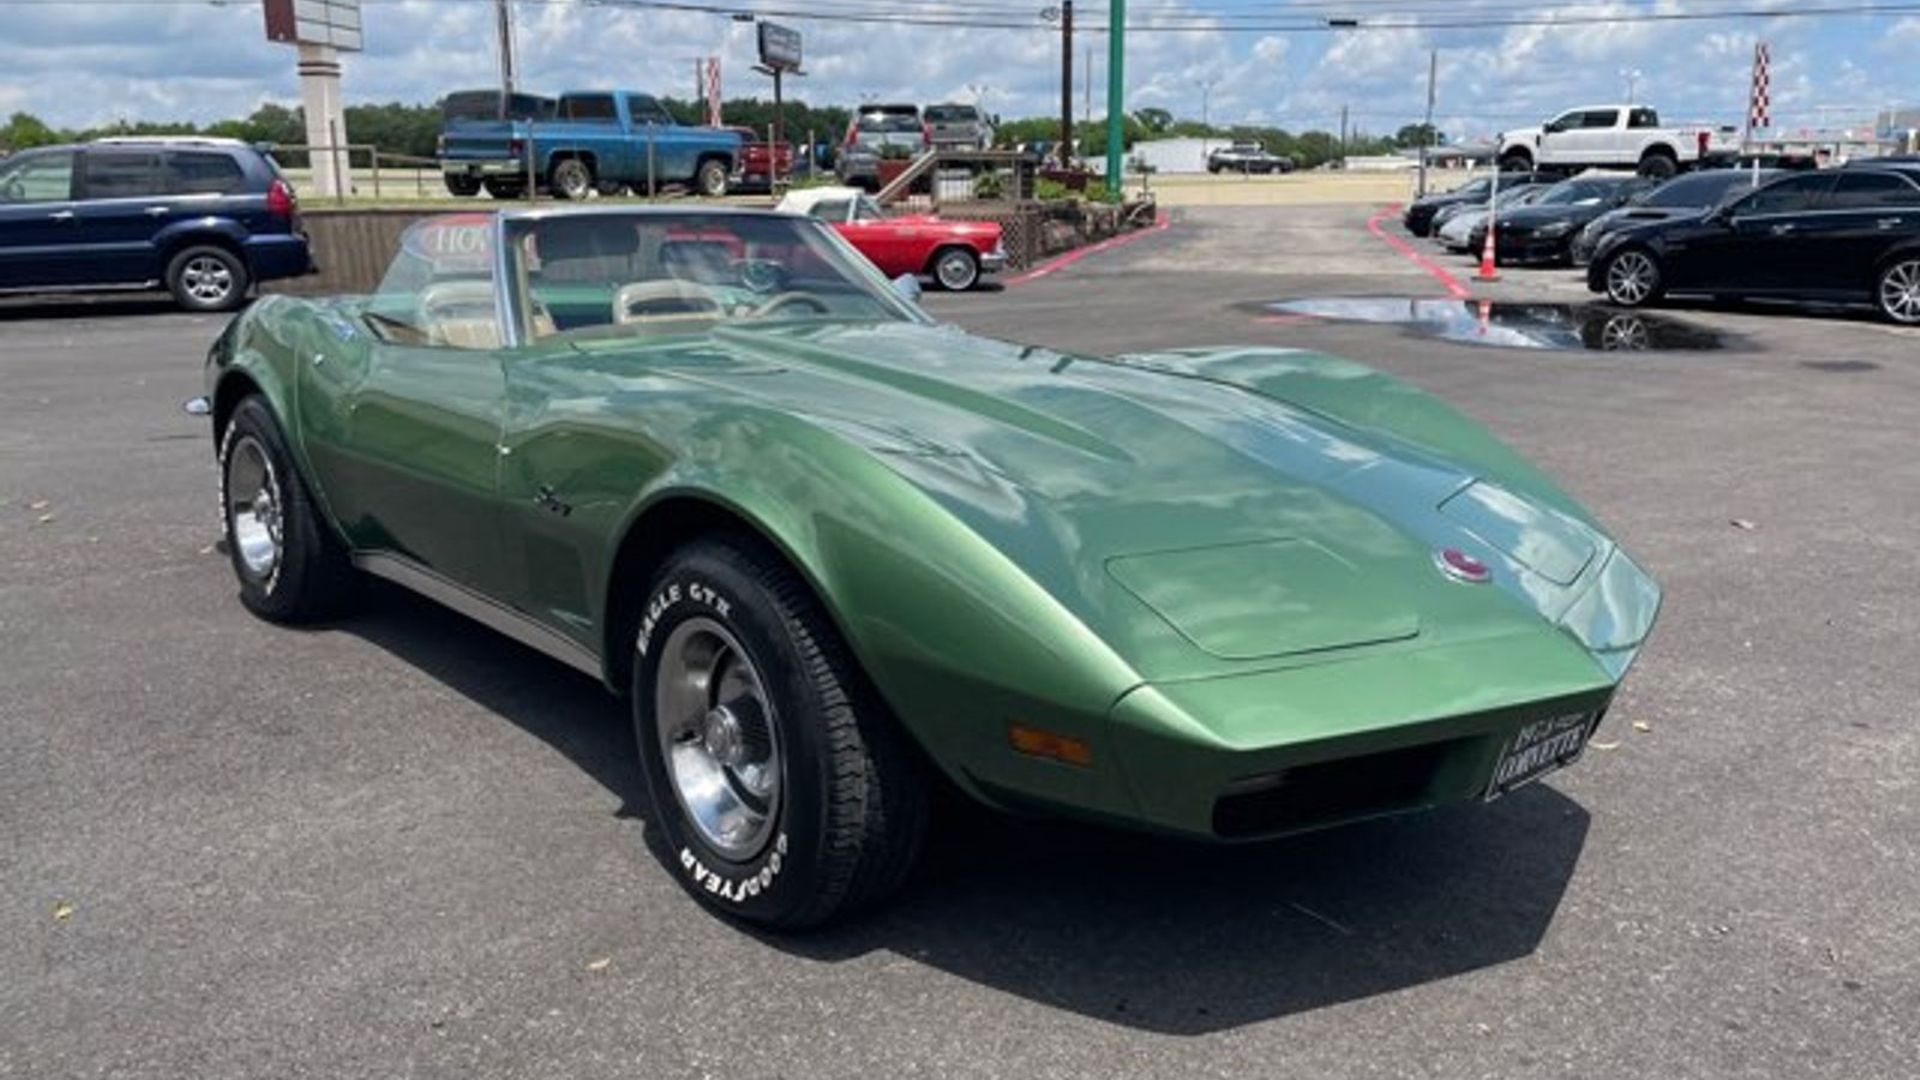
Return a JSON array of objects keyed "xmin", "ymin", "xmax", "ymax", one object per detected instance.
[
  {"xmin": 264, "ymin": 0, "xmax": 364, "ymax": 52},
  {"xmin": 757, "ymin": 21, "xmax": 802, "ymax": 72}
]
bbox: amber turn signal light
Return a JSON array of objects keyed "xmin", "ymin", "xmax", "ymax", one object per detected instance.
[{"xmin": 1008, "ymin": 724, "xmax": 1093, "ymax": 767}]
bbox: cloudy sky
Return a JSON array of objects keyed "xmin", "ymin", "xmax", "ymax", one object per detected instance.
[{"xmin": 2, "ymin": 1, "xmax": 1915, "ymax": 141}]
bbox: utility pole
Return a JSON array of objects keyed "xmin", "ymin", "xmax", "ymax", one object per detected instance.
[
  {"xmin": 1198, "ymin": 76, "xmax": 1218, "ymax": 159},
  {"xmin": 1105, "ymin": 0, "xmax": 1125, "ymax": 192},
  {"xmin": 1084, "ymin": 44, "xmax": 1092, "ymax": 126},
  {"xmin": 494, "ymin": 0, "xmax": 517, "ymax": 115},
  {"xmin": 1419, "ymin": 49, "xmax": 1436, "ymax": 197},
  {"xmin": 1059, "ymin": 0, "xmax": 1074, "ymax": 166},
  {"xmin": 1339, "ymin": 104, "xmax": 1349, "ymax": 165}
]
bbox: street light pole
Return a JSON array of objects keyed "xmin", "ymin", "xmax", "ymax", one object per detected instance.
[
  {"xmin": 1198, "ymin": 76, "xmax": 1218, "ymax": 159},
  {"xmin": 494, "ymin": 0, "xmax": 517, "ymax": 112}
]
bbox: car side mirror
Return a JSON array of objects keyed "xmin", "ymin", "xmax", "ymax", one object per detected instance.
[{"xmin": 890, "ymin": 273, "xmax": 923, "ymax": 304}]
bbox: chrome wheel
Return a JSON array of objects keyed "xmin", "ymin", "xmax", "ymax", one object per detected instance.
[
  {"xmin": 934, "ymin": 249, "xmax": 978, "ymax": 291},
  {"xmin": 225, "ymin": 434, "xmax": 283, "ymax": 580},
  {"xmin": 654, "ymin": 617, "xmax": 782, "ymax": 861},
  {"xmin": 1879, "ymin": 260, "xmax": 1920, "ymax": 325},
  {"xmin": 1606, "ymin": 250, "xmax": 1658, "ymax": 306},
  {"xmin": 182, "ymin": 256, "xmax": 235, "ymax": 305}
]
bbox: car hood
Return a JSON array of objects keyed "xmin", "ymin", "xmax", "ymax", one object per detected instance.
[{"xmin": 559, "ymin": 321, "xmax": 1653, "ymax": 681}]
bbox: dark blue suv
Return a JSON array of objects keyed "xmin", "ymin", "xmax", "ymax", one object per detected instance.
[{"xmin": 0, "ymin": 137, "xmax": 313, "ymax": 311}]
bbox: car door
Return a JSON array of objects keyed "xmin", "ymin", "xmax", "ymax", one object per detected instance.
[
  {"xmin": 1673, "ymin": 173, "xmax": 1837, "ymax": 292},
  {"xmin": 1807, "ymin": 171, "xmax": 1920, "ymax": 296},
  {"xmin": 0, "ymin": 150, "xmax": 81, "ymax": 287},
  {"xmin": 1568, "ymin": 109, "xmax": 1623, "ymax": 165},
  {"xmin": 841, "ymin": 195, "xmax": 918, "ymax": 276},
  {"xmin": 71, "ymin": 147, "xmax": 172, "ymax": 285},
  {"xmin": 299, "ymin": 220, "xmax": 510, "ymax": 595}
]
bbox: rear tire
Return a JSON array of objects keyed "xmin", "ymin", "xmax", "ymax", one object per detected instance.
[
  {"xmin": 633, "ymin": 536, "xmax": 927, "ymax": 929},
  {"xmin": 550, "ymin": 158, "xmax": 594, "ymax": 201},
  {"xmin": 1877, "ymin": 257, "xmax": 1920, "ymax": 325},
  {"xmin": 166, "ymin": 245, "xmax": 249, "ymax": 313},
  {"xmin": 695, "ymin": 158, "xmax": 730, "ymax": 198},
  {"xmin": 442, "ymin": 174, "xmax": 483, "ymax": 197},
  {"xmin": 1638, "ymin": 151, "xmax": 1678, "ymax": 180},
  {"xmin": 931, "ymin": 247, "xmax": 981, "ymax": 291},
  {"xmin": 1602, "ymin": 247, "xmax": 1664, "ymax": 308},
  {"xmin": 220, "ymin": 396, "xmax": 354, "ymax": 623},
  {"xmin": 483, "ymin": 178, "xmax": 527, "ymax": 200}
]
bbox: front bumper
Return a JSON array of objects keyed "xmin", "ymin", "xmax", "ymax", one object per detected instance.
[
  {"xmin": 1105, "ymin": 629, "xmax": 1623, "ymax": 839},
  {"xmin": 980, "ymin": 249, "xmax": 1007, "ymax": 273},
  {"xmin": 1488, "ymin": 230, "xmax": 1576, "ymax": 266}
]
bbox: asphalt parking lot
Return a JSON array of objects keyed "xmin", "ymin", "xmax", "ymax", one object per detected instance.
[{"xmin": 4, "ymin": 202, "xmax": 1917, "ymax": 1079}]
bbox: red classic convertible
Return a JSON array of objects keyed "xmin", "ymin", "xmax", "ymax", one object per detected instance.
[{"xmin": 777, "ymin": 187, "xmax": 1006, "ymax": 290}]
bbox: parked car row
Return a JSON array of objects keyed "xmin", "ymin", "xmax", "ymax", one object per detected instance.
[{"xmin": 1406, "ymin": 162, "xmax": 1920, "ymax": 325}]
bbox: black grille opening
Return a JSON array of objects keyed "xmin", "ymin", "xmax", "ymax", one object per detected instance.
[{"xmin": 1211, "ymin": 737, "xmax": 1465, "ymax": 839}]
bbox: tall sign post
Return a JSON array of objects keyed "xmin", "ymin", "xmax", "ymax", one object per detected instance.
[
  {"xmin": 1104, "ymin": 0, "xmax": 1125, "ymax": 193},
  {"xmin": 754, "ymin": 21, "xmax": 803, "ymax": 184},
  {"xmin": 263, "ymin": 0, "xmax": 362, "ymax": 199},
  {"xmin": 494, "ymin": 0, "xmax": 517, "ymax": 108}
]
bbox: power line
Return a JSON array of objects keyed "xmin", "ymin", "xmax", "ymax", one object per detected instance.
[{"xmin": 13, "ymin": 0, "xmax": 1920, "ymax": 34}]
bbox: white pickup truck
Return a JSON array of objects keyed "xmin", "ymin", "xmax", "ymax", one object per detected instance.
[{"xmin": 1498, "ymin": 105, "xmax": 1739, "ymax": 179}]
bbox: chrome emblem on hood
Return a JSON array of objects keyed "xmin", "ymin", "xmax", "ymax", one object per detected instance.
[{"xmin": 1436, "ymin": 547, "xmax": 1492, "ymax": 583}]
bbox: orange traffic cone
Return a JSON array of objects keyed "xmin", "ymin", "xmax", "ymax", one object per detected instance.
[{"xmin": 1477, "ymin": 222, "xmax": 1501, "ymax": 282}]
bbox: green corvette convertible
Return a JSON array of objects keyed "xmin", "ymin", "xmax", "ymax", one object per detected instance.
[{"xmin": 198, "ymin": 207, "xmax": 1660, "ymax": 928}]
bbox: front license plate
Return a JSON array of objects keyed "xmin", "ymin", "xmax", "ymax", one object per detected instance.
[{"xmin": 1485, "ymin": 711, "xmax": 1599, "ymax": 800}]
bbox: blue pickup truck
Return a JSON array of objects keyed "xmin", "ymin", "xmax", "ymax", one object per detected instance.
[{"xmin": 440, "ymin": 91, "xmax": 741, "ymax": 200}]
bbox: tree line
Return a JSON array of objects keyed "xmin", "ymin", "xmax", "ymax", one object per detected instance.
[{"xmin": 3, "ymin": 100, "xmax": 1440, "ymax": 171}]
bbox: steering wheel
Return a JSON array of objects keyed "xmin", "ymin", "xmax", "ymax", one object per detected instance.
[
  {"xmin": 0, "ymin": 178, "xmax": 23, "ymax": 202},
  {"xmin": 749, "ymin": 292, "xmax": 831, "ymax": 318}
]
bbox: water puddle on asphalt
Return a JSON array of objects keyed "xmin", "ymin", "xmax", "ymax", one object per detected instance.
[{"xmin": 1258, "ymin": 297, "xmax": 1727, "ymax": 352}]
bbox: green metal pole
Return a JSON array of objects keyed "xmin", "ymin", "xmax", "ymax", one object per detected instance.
[{"xmin": 1105, "ymin": 0, "xmax": 1125, "ymax": 195}]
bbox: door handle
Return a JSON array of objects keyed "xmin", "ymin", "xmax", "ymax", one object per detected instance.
[
  {"xmin": 1768, "ymin": 223, "xmax": 1795, "ymax": 235},
  {"xmin": 1877, "ymin": 217, "xmax": 1904, "ymax": 230},
  {"xmin": 145, "ymin": 206, "xmax": 170, "ymax": 217},
  {"xmin": 48, "ymin": 210, "xmax": 74, "ymax": 222}
]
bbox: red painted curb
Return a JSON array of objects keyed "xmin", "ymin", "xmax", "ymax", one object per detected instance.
[
  {"xmin": 1003, "ymin": 212, "xmax": 1172, "ymax": 286},
  {"xmin": 1367, "ymin": 203, "xmax": 1472, "ymax": 300}
]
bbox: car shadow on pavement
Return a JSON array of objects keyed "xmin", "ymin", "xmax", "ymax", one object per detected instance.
[
  {"xmin": 774, "ymin": 778, "xmax": 1589, "ymax": 1035},
  {"xmin": 338, "ymin": 581, "xmax": 647, "ymax": 817},
  {"xmin": 0, "ymin": 295, "xmax": 187, "ymax": 321},
  {"xmin": 338, "ymin": 580, "xmax": 1589, "ymax": 1037}
]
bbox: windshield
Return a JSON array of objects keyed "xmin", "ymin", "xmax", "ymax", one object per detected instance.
[
  {"xmin": 857, "ymin": 114, "xmax": 923, "ymax": 133},
  {"xmin": 1447, "ymin": 177, "xmax": 1493, "ymax": 198},
  {"xmin": 503, "ymin": 212, "xmax": 922, "ymax": 343},
  {"xmin": 924, "ymin": 106, "xmax": 978, "ymax": 122},
  {"xmin": 1536, "ymin": 180, "xmax": 1612, "ymax": 206}
]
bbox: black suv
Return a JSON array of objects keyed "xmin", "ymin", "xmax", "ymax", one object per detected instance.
[{"xmin": 0, "ymin": 137, "xmax": 313, "ymax": 311}]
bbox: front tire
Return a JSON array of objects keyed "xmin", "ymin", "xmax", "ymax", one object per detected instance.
[
  {"xmin": 166, "ymin": 246, "xmax": 249, "ymax": 313},
  {"xmin": 1875, "ymin": 257, "xmax": 1920, "ymax": 325},
  {"xmin": 1602, "ymin": 247, "xmax": 1664, "ymax": 308},
  {"xmin": 633, "ymin": 537, "xmax": 926, "ymax": 929},
  {"xmin": 1499, "ymin": 153, "xmax": 1532, "ymax": 175},
  {"xmin": 220, "ymin": 396, "xmax": 353, "ymax": 623},
  {"xmin": 550, "ymin": 158, "xmax": 594, "ymax": 201},
  {"xmin": 931, "ymin": 246, "xmax": 981, "ymax": 291},
  {"xmin": 695, "ymin": 158, "xmax": 730, "ymax": 198}
]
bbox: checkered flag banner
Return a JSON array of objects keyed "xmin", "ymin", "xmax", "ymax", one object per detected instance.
[
  {"xmin": 704, "ymin": 57, "xmax": 723, "ymax": 128},
  {"xmin": 1748, "ymin": 42, "xmax": 1772, "ymax": 133}
]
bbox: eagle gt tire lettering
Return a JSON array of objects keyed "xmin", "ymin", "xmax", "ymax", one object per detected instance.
[{"xmin": 632, "ymin": 535, "xmax": 927, "ymax": 929}]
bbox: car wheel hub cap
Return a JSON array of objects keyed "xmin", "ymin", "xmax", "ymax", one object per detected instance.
[
  {"xmin": 226, "ymin": 436, "xmax": 282, "ymax": 578},
  {"xmin": 939, "ymin": 255, "xmax": 971, "ymax": 288},
  {"xmin": 185, "ymin": 258, "xmax": 232, "ymax": 302},
  {"xmin": 1610, "ymin": 253, "xmax": 1653, "ymax": 303},
  {"xmin": 655, "ymin": 617, "xmax": 781, "ymax": 860},
  {"xmin": 1884, "ymin": 262, "xmax": 1920, "ymax": 323}
]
